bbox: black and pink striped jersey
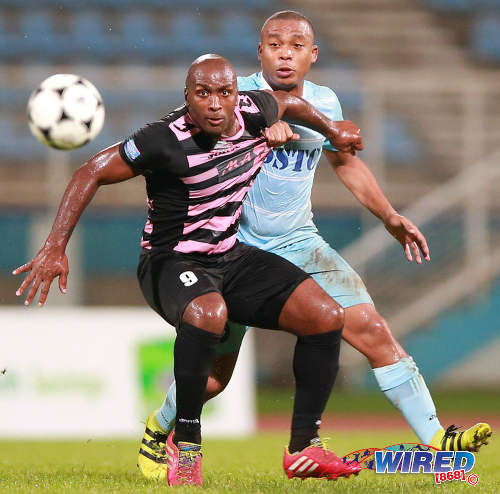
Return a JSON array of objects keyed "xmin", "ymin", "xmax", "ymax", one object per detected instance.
[{"xmin": 119, "ymin": 90, "xmax": 278, "ymax": 256}]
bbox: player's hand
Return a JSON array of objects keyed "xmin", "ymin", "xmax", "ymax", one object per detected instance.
[
  {"xmin": 384, "ymin": 213, "xmax": 430, "ymax": 264},
  {"xmin": 262, "ymin": 121, "xmax": 300, "ymax": 148},
  {"xmin": 12, "ymin": 248, "xmax": 69, "ymax": 306},
  {"xmin": 328, "ymin": 120, "xmax": 363, "ymax": 155}
]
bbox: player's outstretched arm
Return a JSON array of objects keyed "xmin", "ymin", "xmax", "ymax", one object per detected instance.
[
  {"xmin": 269, "ymin": 90, "xmax": 363, "ymax": 154},
  {"xmin": 12, "ymin": 144, "xmax": 137, "ymax": 306},
  {"xmin": 325, "ymin": 149, "xmax": 430, "ymax": 264}
]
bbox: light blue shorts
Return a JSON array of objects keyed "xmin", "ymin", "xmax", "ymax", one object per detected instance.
[{"xmin": 217, "ymin": 236, "xmax": 373, "ymax": 355}]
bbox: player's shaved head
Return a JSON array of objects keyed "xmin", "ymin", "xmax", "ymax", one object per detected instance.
[
  {"xmin": 261, "ymin": 10, "xmax": 315, "ymax": 41},
  {"xmin": 184, "ymin": 54, "xmax": 239, "ymax": 138},
  {"xmin": 186, "ymin": 54, "xmax": 236, "ymax": 89}
]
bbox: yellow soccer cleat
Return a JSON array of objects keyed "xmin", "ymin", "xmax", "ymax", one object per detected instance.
[
  {"xmin": 138, "ymin": 410, "xmax": 169, "ymax": 480},
  {"xmin": 430, "ymin": 423, "xmax": 492, "ymax": 452}
]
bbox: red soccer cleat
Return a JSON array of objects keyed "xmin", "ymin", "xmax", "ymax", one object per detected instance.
[
  {"xmin": 283, "ymin": 438, "xmax": 362, "ymax": 480},
  {"xmin": 165, "ymin": 430, "xmax": 203, "ymax": 486}
]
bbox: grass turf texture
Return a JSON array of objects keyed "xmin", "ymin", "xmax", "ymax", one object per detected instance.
[
  {"xmin": 0, "ymin": 430, "xmax": 497, "ymax": 493},
  {"xmin": 257, "ymin": 389, "xmax": 500, "ymax": 415}
]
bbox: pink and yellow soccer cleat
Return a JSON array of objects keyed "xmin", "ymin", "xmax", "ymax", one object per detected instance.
[
  {"xmin": 283, "ymin": 438, "xmax": 362, "ymax": 480},
  {"xmin": 165, "ymin": 430, "xmax": 203, "ymax": 486}
]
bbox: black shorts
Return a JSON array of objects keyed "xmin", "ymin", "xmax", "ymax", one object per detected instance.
[{"xmin": 137, "ymin": 242, "xmax": 310, "ymax": 329}]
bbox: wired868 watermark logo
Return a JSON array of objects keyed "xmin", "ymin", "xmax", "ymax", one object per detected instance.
[
  {"xmin": 343, "ymin": 444, "xmax": 479, "ymax": 486},
  {"xmin": 375, "ymin": 447, "xmax": 478, "ymax": 485}
]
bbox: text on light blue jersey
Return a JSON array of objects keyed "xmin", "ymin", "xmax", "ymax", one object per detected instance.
[{"xmin": 236, "ymin": 72, "xmax": 343, "ymax": 251}]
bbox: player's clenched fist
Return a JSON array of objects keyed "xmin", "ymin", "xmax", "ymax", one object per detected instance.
[
  {"xmin": 262, "ymin": 120, "xmax": 300, "ymax": 147},
  {"xmin": 327, "ymin": 120, "xmax": 363, "ymax": 155}
]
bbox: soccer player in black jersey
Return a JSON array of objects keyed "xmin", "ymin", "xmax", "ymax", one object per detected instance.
[{"xmin": 14, "ymin": 54, "xmax": 364, "ymax": 486}]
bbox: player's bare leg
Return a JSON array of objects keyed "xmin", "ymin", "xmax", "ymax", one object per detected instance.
[
  {"xmin": 341, "ymin": 304, "xmax": 406, "ymax": 367},
  {"xmin": 206, "ymin": 351, "xmax": 239, "ymax": 399},
  {"xmin": 342, "ymin": 303, "xmax": 491, "ymax": 451}
]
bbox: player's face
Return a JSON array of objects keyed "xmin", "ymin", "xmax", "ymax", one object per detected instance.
[
  {"xmin": 258, "ymin": 19, "xmax": 318, "ymax": 94},
  {"xmin": 185, "ymin": 64, "xmax": 239, "ymax": 138}
]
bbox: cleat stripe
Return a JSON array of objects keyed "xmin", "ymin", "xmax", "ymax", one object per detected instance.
[
  {"xmin": 307, "ymin": 463, "xmax": 319, "ymax": 473},
  {"xmin": 442, "ymin": 432, "xmax": 453, "ymax": 451},
  {"xmin": 140, "ymin": 443, "xmax": 161, "ymax": 456},
  {"xmin": 145, "ymin": 426, "xmax": 167, "ymax": 441},
  {"xmin": 297, "ymin": 459, "xmax": 313, "ymax": 473},
  {"xmin": 450, "ymin": 433, "xmax": 456, "ymax": 451},
  {"xmin": 289, "ymin": 456, "xmax": 308, "ymax": 471},
  {"xmin": 139, "ymin": 448, "xmax": 167, "ymax": 464},
  {"xmin": 142, "ymin": 438, "xmax": 165, "ymax": 450},
  {"xmin": 457, "ymin": 432, "xmax": 464, "ymax": 451}
]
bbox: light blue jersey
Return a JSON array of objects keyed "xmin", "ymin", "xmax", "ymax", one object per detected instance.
[
  {"xmin": 211, "ymin": 74, "xmax": 373, "ymax": 355},
  {"xmin": 236, "ymin": 72, "xmax": 343, "ymax": 251}
]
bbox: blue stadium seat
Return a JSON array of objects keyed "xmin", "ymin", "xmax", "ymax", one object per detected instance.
[
  {"xmin": 210, "ymin": 13, "xmax": 258, "ymax": 58},
  {"xmin": 19, "ymin": 11, "xmax": 68, "ymax": 58},
  {"xmin": 0, "ymin": 118, "xmax": 44, "ymax": 160},
  {"xmin": 99, "ymin": 89, "xmax": 183, "ymax": 110},
  {"xmin": 20, "ymin": 12, "xmax": 54, "ymax": 38},
  {"xmin": 121, "ymin": 12, "xmax": 158, "ymax": 60},
  {"xmin": 470, "ymin": 14, "xmax": 500, "ymax": 62},
  {"xmin": 165, "ymin": 12, "xmax": 206, "ymax": 56},
  {"xmin": 0, "ymin": 16, "xmax": 20, "ymax": 60},
  {"xmin": 1, "ymin": 0, "xmax": 272, "ymax": 7},
  {"xmin": 72, "ymin": 11, "xmax": 121, "ymax": 60}
]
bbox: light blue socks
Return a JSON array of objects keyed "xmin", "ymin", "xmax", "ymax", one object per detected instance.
[
  {"xmin": 156, "ymin": 380, "xmax": 177, "ymax": 433},
  {"xmin": 373, "ymin": 356, "xmax": 442, "ymax": 444}
]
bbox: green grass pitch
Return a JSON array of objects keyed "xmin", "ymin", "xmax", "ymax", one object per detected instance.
[{"xmin": 0, "ymin": 429, "xmax": 497, "ymax": 493}]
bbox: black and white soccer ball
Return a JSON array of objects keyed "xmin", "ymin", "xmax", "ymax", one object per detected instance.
[{"xmin": 27, "ymin": 74, "xmax": 105, "ymax": 150}]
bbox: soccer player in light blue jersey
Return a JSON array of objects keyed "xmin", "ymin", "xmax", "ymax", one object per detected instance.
[{"xmin": 140, "ymin": 11, "xmax": 491, "ymax": 480}]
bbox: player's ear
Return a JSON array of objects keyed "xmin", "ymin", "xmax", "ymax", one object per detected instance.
[
  {"xmin": 184, "ymin": 87, "xmax": 189, "ymax": 106},
  {"xmin": 311, "ymin": 45, "xmax": 318, "ymax": 64},
  {"xmin": 257, "ymin": 42, "xmax": 263, "ymax": 60}
]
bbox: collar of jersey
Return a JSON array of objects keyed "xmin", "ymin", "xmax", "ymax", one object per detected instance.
[{"xmin": 222, "ymin": 105, "xmax": 245, "ymax": 141}]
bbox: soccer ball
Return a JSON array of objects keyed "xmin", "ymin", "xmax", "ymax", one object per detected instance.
[{"xmin": 27, "ymin": 74, "xmax": 105, "ymax": 150}]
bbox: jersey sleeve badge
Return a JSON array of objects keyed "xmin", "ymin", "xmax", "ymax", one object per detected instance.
[{"xmin": 124, "ymin": 138, "xmax": 141, "ymax": 161}]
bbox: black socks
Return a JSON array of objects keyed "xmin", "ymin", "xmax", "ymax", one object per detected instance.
[
  {"xmin": 289, "ymin": 328, "xmax": 343, "ymax": 453},
  {"xmin": 174, "ymin": 321, "xmax": 221, "ymax": 445}
]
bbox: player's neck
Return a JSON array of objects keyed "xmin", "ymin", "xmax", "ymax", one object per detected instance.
[
  {"xmin": 262, "ymin": 73, "xmax": 304, "ymax": 98},
  {"xmin": 281, "ymin": 83, "xmax": 304, "ymax": 98},
  {"xmin": 221, "ymin": 117, "xmax": 241, "ymax": 139}
]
